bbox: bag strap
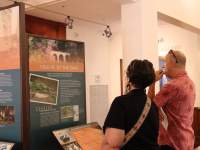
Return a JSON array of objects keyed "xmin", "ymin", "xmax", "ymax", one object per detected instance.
[{"xmin": 121, "ymin": 97, "xmax": 152, "ymax": 147}]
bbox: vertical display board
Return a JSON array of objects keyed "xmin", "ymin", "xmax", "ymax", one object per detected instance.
[
  {"xmin": 29, "ymin": 35, "xmax": 86, "ymax": 150},
  {"xmin": 0, "ymin": 5, "xmax": 22, "ymax": 146},
  {"xmin": 159, "ymin": 57, "xmax": 168, "ymax": 88}
]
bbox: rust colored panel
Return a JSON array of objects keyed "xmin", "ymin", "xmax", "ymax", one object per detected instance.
[
  {"xmin": 25, "ymin": 15, "xmax": 66, "ymax": 40},
  {"xmin": 193, "ymin": 108, "xmax": 200, "ymax": 148}
]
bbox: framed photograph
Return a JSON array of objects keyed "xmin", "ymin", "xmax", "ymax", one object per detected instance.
[
  {"xmin": 60, "ymin": 105, "xmax": 80, "ymax": 121},
  {"xmin": 0, "ymin": 106, "xmax": 15, "ymax": 126},
  {"xmin": 29, "ymin": 74, "xmax": 59, "ymax": 105},
  {"xmin": 62, "ymin": 142, "xmax": 82, "ymax": 150},
  {"xmin": 53, "ymin": 128, "xmax": 76, "ymax": 145},
  {"xmin": 60, "ymin": 106, "xmax": 74, "ymax": 119}
]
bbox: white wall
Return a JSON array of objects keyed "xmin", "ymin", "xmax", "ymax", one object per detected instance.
[
  {"xmin": 65, "ymin": 0, "xmax": 200, "ymax": 125},
  {"xmin": 66, "ymin": 20, "xmax": 123, "ymax": 126},
  {"xmin": 66, "ymin": 20, "xmax": 111, "ymax": 124},
  {"xmin": 108, "ymin": 21, "xmax": 123, "ymax": 105},
  {"xmin": 158, "ymin": 0, "xmax": 200, "ymax": 29},
  {"xmin": 158, "ymin": 20, "xmax": 200, "ymax": 107}
]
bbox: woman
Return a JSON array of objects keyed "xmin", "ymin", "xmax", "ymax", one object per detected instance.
[{"xmin": 102, "ymin": 59, "xmax": 159, "ymax": 150}]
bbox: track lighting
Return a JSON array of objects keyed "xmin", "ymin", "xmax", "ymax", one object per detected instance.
[
  {"xmin": 103, "ymin": 26, "xmax": 112, "ymax": 38},
  {"xmin": 65, "ymin": 16, "xmax": 74, "ymax": 29}
]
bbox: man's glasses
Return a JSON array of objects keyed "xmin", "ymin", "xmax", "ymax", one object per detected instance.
[{"xmin": 168, "ymin": 50, "xmax": 178, "ymax": 63}]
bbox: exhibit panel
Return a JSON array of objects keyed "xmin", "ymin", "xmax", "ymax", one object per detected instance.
[
  {"xmin": 0, "ymin": 4, "xmax": 24, "ymax": 149},
  {"xmin": 29, "ymin": 35, "xmax": 86, "ymax": 150}
]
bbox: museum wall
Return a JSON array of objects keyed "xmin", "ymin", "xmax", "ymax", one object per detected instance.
[
  {"xmin": 108, "ymin": 21, "xmax": 123, "ymax": 104},
  {"xmin": 66, "ymin": 20, "xmax": 124, "ymax": 126},
  {"xmin": 158, "ymin": 0, "xmax": 200, "ymax": 29},
  {"xmin": 158, "ymin": 20, "xmax": 200, "ymax": 107},
  {"xmin": 66, "ymin": 19, "xmax": 111, "ymax": 125}
]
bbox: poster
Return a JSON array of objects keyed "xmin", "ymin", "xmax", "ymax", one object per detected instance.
[
  {"xmin": 0, "ymin": 5, "xmax": 22, "ymax": 144},
  {"xmin": 29, "ymin": 36, "xmax": 86, "ymax": 150},
  {"xmin": 0, "ymin": 6, "xmax": 20, "ymax": 70},
  {"xmin": 53, "ymin": 122, "xmax": 103, "ymax": 150}
]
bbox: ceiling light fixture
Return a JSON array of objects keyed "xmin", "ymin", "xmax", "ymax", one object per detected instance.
[
  {"xmin": 103, "ymin": 25, "xmax": 112, "ymax": 38},
  {"xmin": 65, "ymin": 16, "xmax": 74, "ymax": 29}
]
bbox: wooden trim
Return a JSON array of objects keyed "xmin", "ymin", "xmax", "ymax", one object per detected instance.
[
  {"xmin": 158, "ymin": 12, "xmax": 200, "ymax": 34},
  {"xmin": 193, "ymin": 108, "xmax": 200, "ymax": 148},
  {"xmin": 83, "ymin": 42, "xmax": 87, "ymax": 123},
  {"xmin": 120, "ymin": 59, "xmax": 123, "ymax": 95},
  {"xmin": 0, "ymin": 2, "xmax": 17, "ymax": 11},
  {"xmin": 19, "ymin": 3, "xmax": 30, "ymax": 150},
  {"xmin": 25, "ymin": 14, "xmax": 66, "ymax": 26}
]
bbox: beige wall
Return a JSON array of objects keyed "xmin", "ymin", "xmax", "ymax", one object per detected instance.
[
  {"xmin": 66, "ymin": 20, "xmax": 110, "ymax": 124},
  {"xmin": 158, "ymin": 0, "xmax": 200, "ymax": 28},
  {"xmin": 108, "ymin": 21, "xmax": 123, "ymax": 105},
  {"xmin": 65, "ymin": 1, "xmax": 200, "ymax": 125}
]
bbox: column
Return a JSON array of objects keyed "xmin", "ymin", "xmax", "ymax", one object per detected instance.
[{"xmin": 121, "ymin": 0, "xmax": 159, "ymax": 69}]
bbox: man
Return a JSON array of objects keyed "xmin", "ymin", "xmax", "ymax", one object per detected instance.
[{"xmin": 148, "ymin": 50, "xmax": 196, "ymax": 150}]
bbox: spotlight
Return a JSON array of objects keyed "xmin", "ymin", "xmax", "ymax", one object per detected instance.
[
  {"xmin": 103, "ymin": 25, "xmax": 112, "ymax": 38},
  {"xmin": 65, "ymin": 16, "xmax": 74, "ymax": 29}
]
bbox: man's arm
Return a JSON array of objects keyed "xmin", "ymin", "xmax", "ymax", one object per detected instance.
[
  {"xmin": 101, "ymin": 128, "xmax": 125, "ymax": 150},
  {"xmin": 148, "ymin": 70, "xmax": 163, "ymax": 100}
]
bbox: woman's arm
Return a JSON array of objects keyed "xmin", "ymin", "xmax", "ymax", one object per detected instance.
[{"xmin": 101, "ymin": 128, "xmax": 125, "ymax": 150}]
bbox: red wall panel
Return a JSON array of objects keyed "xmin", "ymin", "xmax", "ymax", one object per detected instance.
[
  {"xmin": 193, "ymin": 108, "xmax": 200, "ymax": 148},
  {"xmin": 25, "ymin": 15, "xmax": 66, "ymax": 40}
]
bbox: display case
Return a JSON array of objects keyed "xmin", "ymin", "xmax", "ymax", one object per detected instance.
[{"xmin": 53, "ymin": 122, "xmax": 103, "ymax": 150}]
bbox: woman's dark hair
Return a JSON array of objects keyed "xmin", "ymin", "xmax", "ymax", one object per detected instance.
[{"xmin": 126, "ymin": 59, "xmax": 155, "ymax": 89}]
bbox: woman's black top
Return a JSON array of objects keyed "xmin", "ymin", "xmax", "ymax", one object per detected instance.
[{"xmin": 103, "ymin": 89, "xmax": 159, "ymax": 150}]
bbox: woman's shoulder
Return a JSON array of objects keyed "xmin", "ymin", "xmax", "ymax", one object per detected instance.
[
  {"xmin": 110, "ymin": 95, "xmax": 127, "ymax": 109},
  {"xmin": 112, "ymin": 93, "xmax": 136, "ymax": 106},
  {"xmin": 113, "ymin": 94, "xmax": 130, "ymax": 103}
]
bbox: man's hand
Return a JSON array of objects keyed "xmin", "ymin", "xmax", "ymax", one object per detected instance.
[
  {"xmin": 159, "ymin": 109, "xmax": 165, "ymax": 122},
  {"xmin": 155, "ymin": 70, "xmax": 164, "ymax": 82}
]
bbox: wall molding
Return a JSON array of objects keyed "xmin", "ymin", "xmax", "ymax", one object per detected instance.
[{"xmin": 158, "ymin": 12, "xmax": 200, "ymax": 35}]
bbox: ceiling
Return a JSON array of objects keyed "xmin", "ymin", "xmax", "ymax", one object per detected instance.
[{"xmin": 0, "ymin": 0, "xmax": 122, "ymax": 25}]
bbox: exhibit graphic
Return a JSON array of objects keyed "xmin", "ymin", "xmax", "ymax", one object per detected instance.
[
  {"xmin": 30, "ymin": 74, "xmax": 59, "ymax": 105},
  {"xmin": 60, "ymin": 105, "xmax": 80, "ymax": 121},
  {"xmin": 62, "ymin": 142, "xmax": 82, "ymax": 150},
  {"xmin": 0, "ymin": 106, "xmax": 15, "ymax": 125},
  {"xmin": 29, "ymin": 36, "xmax": 85, "ymax": 72},
  {"xmin": 0, "ymin": 5, "xmax": 22, "ymax": 144},
  {"xmin": 61, "ymin": 106, "xmax": 74, "ymax": 119},
  {"xmin": 53, "ymin": 128, "xmax": 76, "ymax": 145},
  {"xmin": 29, "ymin": 35, "xmax": 86, "ymax": 150},
  {"xmin": 0, "ymin": 6, "xmax": 20, "ymax": 70}
]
